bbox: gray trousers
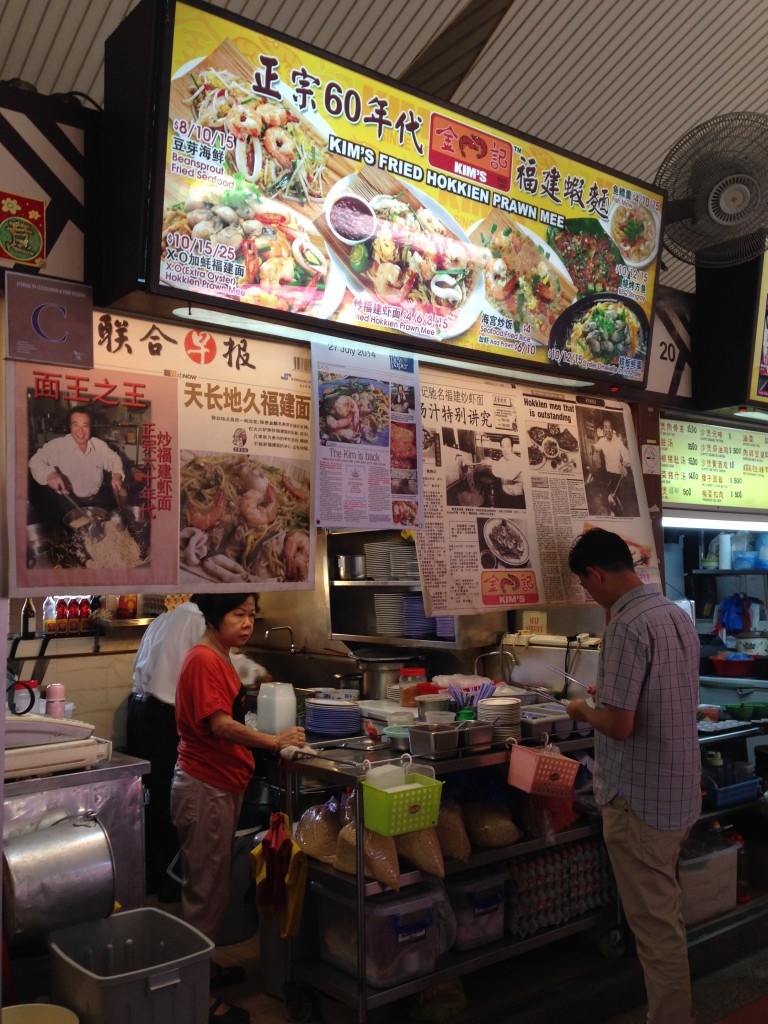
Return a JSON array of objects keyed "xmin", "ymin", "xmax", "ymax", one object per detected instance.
[{"xmin": 170, "ymin": 767, "xmax": 243, "ymax": 944}]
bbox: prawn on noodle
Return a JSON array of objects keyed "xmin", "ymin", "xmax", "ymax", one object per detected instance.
[
  {"xmin": 183, "ymin": 67, "xmax": 327, "ymax": 204},
  {"xmin": 179, "ymin": 452, "xmax": 311, "ymax": 582}
]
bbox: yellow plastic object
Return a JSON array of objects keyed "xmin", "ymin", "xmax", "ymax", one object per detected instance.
[{"xmin": 361, "ymin": 773, "xmax": 443, "ymax": 836}]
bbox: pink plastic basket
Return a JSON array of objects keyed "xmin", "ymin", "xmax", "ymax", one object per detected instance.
[{"xmin": 507, "ymin": 741, "xmax": 579, "ymax": 797}]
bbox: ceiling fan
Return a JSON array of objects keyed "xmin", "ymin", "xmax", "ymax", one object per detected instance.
[{"xmin": 654, "ymin": 111, "xmax": 768, "ymax": 268}]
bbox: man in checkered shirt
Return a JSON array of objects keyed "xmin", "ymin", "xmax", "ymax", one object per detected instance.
[{"xmin": 566, "ymin": 528, "xmax": 700, "ymax": 1024}]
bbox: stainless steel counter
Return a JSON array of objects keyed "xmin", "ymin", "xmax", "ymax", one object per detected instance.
[{"xmin": 4, "ymin": 752, "xmax": 150, "ymax": 911}]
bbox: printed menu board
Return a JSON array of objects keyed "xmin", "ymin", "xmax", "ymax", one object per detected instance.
[
  {"xmin": 660, "ymin": 417, "xmax": 768, "ymax": 512},
  {"xmin": 151, "ymin": 0, "xmax": 663, "ymax": 385}
]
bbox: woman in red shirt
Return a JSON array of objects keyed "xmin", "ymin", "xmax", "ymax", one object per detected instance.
[{"xmin": 171, "ymin": 592, "xmax": 305, "ymax": 1024}]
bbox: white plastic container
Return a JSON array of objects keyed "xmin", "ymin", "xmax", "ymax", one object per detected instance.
[
  {"xmin": 256, "ymin": 682, "xmax": 297, "ymax": 733},
  {"xmin": 312, "ymin": 882, "xmax": 442, "ymax": 988},
  {"xmin": 447, "ymin": 867, "xmax": 507, "ymax": 949}
]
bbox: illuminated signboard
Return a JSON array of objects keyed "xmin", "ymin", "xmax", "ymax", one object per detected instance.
[
  {"xmin": 144, "ymin": 0, "xmax": 664, "ymax": 385},
  {"xmin": 660, "ymin": 417, "xmax": 768, "ymax": 513}
]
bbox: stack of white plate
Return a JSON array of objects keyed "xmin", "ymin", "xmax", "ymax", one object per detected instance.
[
  {"xmin": 403, "ymin": 594, "xmax": 436, "ymax": 637},
  {"xmin": 386, "ymin": 683, "xmax": 401, "ymax": 701},
  {"xmin": 305, "ymin": 697, "xmax": 361, "ymax": 736},
  {"xmin": 390, "ymin": 546, "xmax": 420, "ymax": 579},
  {"xmin": 477, "ymin": 696, "xmax": 521, "ymax": 744},
  {"xmin": 364, "ymin": 541, "xmax": 399, "ymax": 579},
  {"xmin": 436, "ymin": 616, "xmax": 456, "ymax": 640},
  {"xmin": 374, "ymin": 592, "xmax": 405, "ymax": 634}
]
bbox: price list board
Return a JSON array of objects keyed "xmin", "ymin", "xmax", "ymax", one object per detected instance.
[{"xmin": 660, "ymin": 417, "xmax": 768, "ymax": 512}]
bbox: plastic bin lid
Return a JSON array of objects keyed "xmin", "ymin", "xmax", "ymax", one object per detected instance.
[{"xmin": 446, "ymin": 865, "xmax": 508, "ymax": 892}]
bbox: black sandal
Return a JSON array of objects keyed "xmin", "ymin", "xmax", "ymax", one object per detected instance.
[
  {"xmin": 210, "ymin": 962, "xmax": 246, "ymax": 990},
  {"xmin": 208, "ymin": 996, "xmax": 250, "ymax": 1024}
]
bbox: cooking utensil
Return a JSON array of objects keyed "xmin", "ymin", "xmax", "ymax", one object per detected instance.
[
  {"xmin": 60, "ymin": 488, "xmax": 107, "ymax": 542},
  {"xmin": 540, "ymin": 663, "xmax": 592, "ymax": 691},
  {"xmin": 337, "ymin": 554, "xmax": 366, "ymax": 579}
]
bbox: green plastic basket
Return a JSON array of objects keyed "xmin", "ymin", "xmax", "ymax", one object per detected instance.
[{"xmin": 361, "ymin": 774, "xmax": 443, "ymax": 836}]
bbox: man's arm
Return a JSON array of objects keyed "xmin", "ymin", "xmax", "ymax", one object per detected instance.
[{"xmin": 566, "ymin": 699, "xmax": 635, "ymax": 740}]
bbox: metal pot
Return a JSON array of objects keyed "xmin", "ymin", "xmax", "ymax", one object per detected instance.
[
  {"xmin": 735, "ymin": 631, "xmax": 768, "ymax": 656},
  {"xmin": 3, "ymin": 812, "xmax": 115, "ymax": 943},
  {"xmin": 352, "ymin": 649, "xmax": 416, "ymax": 700},
  {"xmin": 337, "ymin": 554, "xmax": 366, "ymax": 580}
]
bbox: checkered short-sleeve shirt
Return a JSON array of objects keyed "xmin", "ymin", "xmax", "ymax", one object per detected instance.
[{"xmin": 593, "ymin": 584, "xmax": 701, "ymax": 830}]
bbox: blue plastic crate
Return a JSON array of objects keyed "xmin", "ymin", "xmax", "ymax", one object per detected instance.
[{"xmin": 703, "ymin": 777, "xmax": 762, "ymax": 808}]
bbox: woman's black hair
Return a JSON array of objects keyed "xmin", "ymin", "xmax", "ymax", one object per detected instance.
[
  {"xmin": 195, "ymin": 593, "xmax": 256, "ymax": 630},
  {"xmin": 568, "ymin": 528, "xmax": 633, "ymax": 576}
]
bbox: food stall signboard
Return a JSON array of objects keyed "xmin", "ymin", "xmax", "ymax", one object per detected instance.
[
  {"xmin": 660, "ymin": 417, "xmax": 768, "ymax": 513},
  {"xmin": 749, "ymin": 256, "xmax": 768, "ymax": 404},
  {"xmin": 147, "ymin": 0, "xmax": 663, "ymax": 386}
]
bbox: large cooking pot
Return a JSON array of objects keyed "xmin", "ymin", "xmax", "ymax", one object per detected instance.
[
  {"xmin": 352, "ymin": 648, "xmax": 420, "ymax": 700},
  {"xmin": 3, "ymin": 812, "xmax": 115, "ymax": 943},
  {"xmin": 736, "ymin": 631, "xmax": 768, "ymax": 656}
]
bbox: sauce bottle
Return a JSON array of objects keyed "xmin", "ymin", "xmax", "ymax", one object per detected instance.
[
  {"xmin": 79, "ymin": 596, "xmax": 92, "ymax": 630},
  {"xmin": 56, "ymin": 598, "xmax": 69, "ymax": 634},
  {"xmin": 20, "ymin": 598, "xmax": 37, "ymax": 638},
  {"xmin": 43, "ymin": 596, "xmax": 57, "ymax": 635},
  {"xmin": 67, "ymin": 597, "xmax": 81, "ymax": 634}
]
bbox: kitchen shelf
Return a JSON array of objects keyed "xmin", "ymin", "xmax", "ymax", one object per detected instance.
[
  {"xmin": 284, "ymin": 742, "xmax": 611, "ymax": 1022},
  {"xmin": 325, "ymin": 529, "xmax": 506, "ymax": 650}
]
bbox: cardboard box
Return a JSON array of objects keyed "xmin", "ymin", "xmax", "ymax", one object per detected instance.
[{"xmin": 679, "ymin": 844, "xmax": 738, "ymax": 926}]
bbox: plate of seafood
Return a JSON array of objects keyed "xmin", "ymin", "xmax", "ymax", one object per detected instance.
[
  {"xmin": 161, "ymin": 189, "xmax": 345, "ymax": 318},
  {"xmin": 482, "ymin": 516, "xmax": 530, "ymax": 567},
  {"xmin": 316, "ymin": 167, "xmax": 484, "ymax": 339},
  {"xmin": 318, "ymin": 375, "xmax": 391, "ymax": 446},
  {"xmin": 178, "ymin": 451, "xmax": 311, "ymax": 584},
  {"xmin": 468, "ymin": 214, "xmax": 576, "ymax": 345}
]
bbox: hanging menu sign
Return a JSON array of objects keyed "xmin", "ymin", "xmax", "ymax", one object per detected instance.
[
  {"xmin": 660, "ymin": 417, "xmax": 768, "ymax": 512},
  {"xmin": 148, "ymin": 0, "xmax": 663, "ymax": 385}
]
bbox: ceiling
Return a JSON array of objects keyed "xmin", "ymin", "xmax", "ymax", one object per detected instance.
[{"xmin": 3, "ymin": 0, "xmax": 768, "ymax": 294}]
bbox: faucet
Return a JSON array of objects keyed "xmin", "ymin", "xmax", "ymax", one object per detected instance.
[
  {"xmin": 265, "ymin": 625, "xmax": 295, "ymax": 654},
  {"xmin": 474, "ymin": 648, "xmax": 517, "ymax": 681}
]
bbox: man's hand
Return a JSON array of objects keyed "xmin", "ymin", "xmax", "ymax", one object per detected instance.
[{"xmin": 46, "ymin": 470, "xmax": 66, "ymax": 494}]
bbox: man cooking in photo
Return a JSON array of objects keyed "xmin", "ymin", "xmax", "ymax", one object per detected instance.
[{"xmin": 28, "ymin": 405, "xmax": 124, "ymax": 515}]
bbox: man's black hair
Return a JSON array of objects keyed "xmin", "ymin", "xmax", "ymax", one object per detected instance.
[{"xmin": 568, "ymin": 528, "xmax": 634, "ymax": 576}]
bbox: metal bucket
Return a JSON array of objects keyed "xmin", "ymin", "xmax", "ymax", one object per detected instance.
[{"xmin": 3, "ymin": 812, "xmax": 115, "ymax": 943}]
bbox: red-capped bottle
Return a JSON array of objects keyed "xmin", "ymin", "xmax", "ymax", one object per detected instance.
[
  {"xmin": 56, "ymin": 598, "xmax": 68, "ymax": 635},
  {"xmin": 67, "ymin": 598, "xmax": 81, "ymax": 634},
  {"xmin": 79, "ymin": 596, "xmax": 91, "ymax": 631}
]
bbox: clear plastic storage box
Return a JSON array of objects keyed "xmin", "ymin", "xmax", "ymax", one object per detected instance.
[
  {"xmin": 312, "ymin": 882, "xmax": 440, "ymax": 988},
  {"xmin": 48, "ymin": 908, "xmax": 213, "ymax": 1024},
  {"xmin": 446, "ymin": 867, "xmax": 507, "ymax": 949}
]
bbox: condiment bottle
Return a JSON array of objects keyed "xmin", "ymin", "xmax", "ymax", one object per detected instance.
[
  {"xmin": 68, "ymin": 597, "xmax": 81, "ymax": 634},
  {"xmin": 79, "ymin": 596, "xmax": 92, "ymax": 630},
  {"xmin": 20, "ymin": 598, "xmax": 37, "ymax": 638},
  {"xmin": 43, "ymin": 596, "xmax": 57, "ymax": 635},
  {"xmin": 56, "ymin": 597, "xmax": 69, "ymax": 634},
  {"xmin": 399, "ymin": 667, "xmax": 426, "ymax": 707}
]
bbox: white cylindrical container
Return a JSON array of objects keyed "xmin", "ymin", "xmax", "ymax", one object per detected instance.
[
  {"xmin": 718, "ymin": 533, "xmax": 732, "ymax": 570},
  {"xmin": 257, "ymin": 682, "xmax": 297, "ymax": 734}
]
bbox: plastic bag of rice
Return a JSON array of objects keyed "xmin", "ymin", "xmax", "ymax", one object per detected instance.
[
  {"xmin": 463, "ymin": 802, "xmax": 520, "ymax": 847},
  {"xmin": 334, "ymin": 820, "xmax": 401, "ymax": 891},
  {"xmin": 435, "ymin": 798, "xmax": 471, "ymax": 861},
  {"xmin": 395, "ymin": 827, "xmax": 445, "ymax": 877},
  {"xmin": 295, "ymin": 800, "xmax": 341, "ymax": 864}
]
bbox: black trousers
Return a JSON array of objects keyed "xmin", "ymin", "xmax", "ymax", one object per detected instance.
[{"xmin": 126, "ymin": 693, "xmax": 180, "ymax": 894}]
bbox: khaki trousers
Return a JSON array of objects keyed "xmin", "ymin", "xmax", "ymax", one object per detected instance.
[
  {"xmin": 602, "ymin": 796, "xmax": 694, "ymax": 1024},
  {"xmin": 170, "ymin": 767, "xmax": 243, "ymax": 944}
]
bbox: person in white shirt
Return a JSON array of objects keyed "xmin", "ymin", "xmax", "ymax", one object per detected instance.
[
  {"xmin": 483, "ymin": 435, "xmax": 525, "ymax": 508},
  {"xmin": 592, "ymin": 417, "xmax": 631, "ymax": 479},
  {"xmin": 28, "ymin": 406, "xmax": 124, "ymax": 506},
  {"xmin": 127, "ymin": 598, "xmax": 269, "ymax": 901}
]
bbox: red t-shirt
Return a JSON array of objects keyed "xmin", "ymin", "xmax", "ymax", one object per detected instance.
[{"xmin": 175, "ymin": 645, "xmax": 253, "ymax": 794}]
